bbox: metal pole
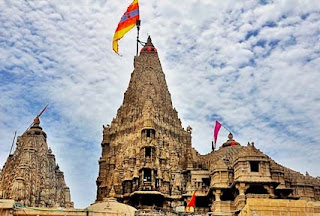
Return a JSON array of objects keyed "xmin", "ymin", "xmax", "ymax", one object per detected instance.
[
  {"xmin": 9, "ymin": 131, "xmax": 17, "ymax": 155},
  {"xmin": 221, "ymin": 124, "xmax": 232, "ymax": 134},
  {"xmin": 136, "ymin": 19, "xmax": 141, "ymax": 56}
]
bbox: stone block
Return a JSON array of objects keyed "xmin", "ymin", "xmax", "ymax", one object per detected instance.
[{"xmin": 272, "ymin": 211, "xmax": 281, "ymax": 216}]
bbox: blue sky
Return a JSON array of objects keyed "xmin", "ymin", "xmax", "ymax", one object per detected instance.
[{"xmin": 1, "ymin": 0, "xmax": 320, "ymax": 209}]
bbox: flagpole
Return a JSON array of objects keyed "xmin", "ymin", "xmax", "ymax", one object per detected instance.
[
  {"xmin": 221, "ymin": 124, "xmax": 232, "ymax": 134},
  {"xmin": 9, "ymin": 131, "xmax": 17, "ymax": 156},
  {"xmin": 24, "ymin": 104, "xmax": 49, "ymax": 133},
  {"xmin": 136, "ymin": 19, "xmax": 141, "ymax": 56}
]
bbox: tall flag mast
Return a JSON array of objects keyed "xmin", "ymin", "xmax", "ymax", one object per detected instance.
[
  {"xmin": 136, "ymin": 19, "xmax": 141, "ymax": 56},
  {"xmin": 112, "ymin": 0, "xmax": 140, "ymax": 55}
]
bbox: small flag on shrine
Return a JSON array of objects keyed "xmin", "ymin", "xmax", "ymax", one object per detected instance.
[
  {"xmin": 187, "ymin": 191, "xmax": 196, "ymax": 207},
  {"xmin": 213, "ymin": 120, "xmax": 222, "ymax": 148},
  {"xmin": 112, "ymin": 0, "xmax": 140, "ymax": 54}
]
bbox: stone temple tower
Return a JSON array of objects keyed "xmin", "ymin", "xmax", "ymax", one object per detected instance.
[
  {"xmin": 0, "ymin": 117, "xmax": 73, "ymax": 208},
  {"xmin": 96, "ymin": 36, "xmax": 194, "ymax": 208}
]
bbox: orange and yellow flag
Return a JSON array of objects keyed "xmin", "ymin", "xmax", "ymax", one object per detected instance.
[{"xmin": 112, "ymin": 0, "xmax": 140, "ymax": 54}]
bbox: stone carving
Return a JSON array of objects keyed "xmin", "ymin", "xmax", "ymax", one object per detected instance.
[
  {"xmin": 96, "ymin": 36, "xmax": 320, "ymax": 214},
  {"xmin": 0, "ymin": 117, "xmax": 73, "ymax": 208},
  {"xmin": 96, "ymin": 36, "xmax": 193, "ymax": 208}
]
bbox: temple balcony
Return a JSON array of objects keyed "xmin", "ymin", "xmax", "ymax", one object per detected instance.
[{"xmin": 140, "ymin": 182, "xmax": 154, "ymax": 191}]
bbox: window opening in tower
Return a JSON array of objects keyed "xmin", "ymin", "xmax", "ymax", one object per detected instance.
[
  {"xmin": 144, "ymin": 169, "xmax": 151, "ymax": 182},
  {"xmin": 145, "ymin": 147, "xmax": 151, "ymax": 157},
  {"xmin": 147, "ymin": 129, "xmax": 151, "ymax": 138},
  {"xmin": 250, "ymin": 161, "xmax": 259, "ymax": 172}
]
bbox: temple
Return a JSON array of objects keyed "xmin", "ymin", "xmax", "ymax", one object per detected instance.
[
  {"xmin": 0, "ymin": 117, "xmax": 73, "ymax": 208},
  {"xmin": 0, "ymin": 36, "xmax": 319, "ymax": 216},
  {"xmin": 96, "ymin": 36, "xmax": 194, "ymax": 208},
  {"xmin": 96, "ymin": 36, "xmax": 320, "ymax": 215}
]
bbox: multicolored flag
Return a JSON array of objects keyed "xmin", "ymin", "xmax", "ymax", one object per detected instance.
[
  {"xmin": 112, "ymin": 0, "xmax": 140, "ymax": 54},
  {"xmin": 213, "ymin": 120, "xmax": 222, "ymax": 148},
  {"xmin": 187, "ymin": 191, "xmax": 196, "ymax": 207}
]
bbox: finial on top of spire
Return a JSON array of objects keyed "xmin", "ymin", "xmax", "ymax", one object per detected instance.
[
  {"xmin": 30, "ymin": 116, "xmax": 41, "ymax": 130},
  {"xmin": 140, "ymin": 36, "xmax": 157, "ymax": 54},
  {"xmin": 146, "ymin": 36, "xmax": 152, "ymax": 45},
  {"xmin": 222, "ymin": 132, "xmax": 240, "ymax": 147},
  {"xmin": 33, "ymin": 116, "xmax": 40, "ymax": 126}
]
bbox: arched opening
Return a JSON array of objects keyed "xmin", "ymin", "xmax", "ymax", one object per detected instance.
[
  {"xmin": 221, "ymin": 189, "xmax": 235, "ymax": 201},
  {"xmin": 145, "ymin": 147, "xmax": 151, "ymax": 157},
  {"xmin": 143, "ymin": 169, "xmax": 151, "ymax": 182},
  {"xmin": 141, "ymin": 128, "xmax": 156, "ymax": 139},
  {"xmin": 250, "ymin": 161, "xmax": 260, "ymax": 172},
  {"xmin": 122, "ymin": 181, "xmax": 132, "ymax": 194},
  {"xmin": 245, "ymin": 185, "xmax": 269, "ymax": 195}
]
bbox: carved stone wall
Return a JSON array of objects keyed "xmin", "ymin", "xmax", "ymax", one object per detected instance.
[
  {"xmin": 96, "ymin": 37, "xmax": 320, "ymax": 214},
  {"xmin": 198, "ymin": 137, "xmax": 320, "ymax": 214},
  {"xmin": 0, "ymin": 117, "xmax": 73, "ymax": 208},
  {"xmin": 96, "ymin": 37, "xmax": 194, "ymax": 209}
]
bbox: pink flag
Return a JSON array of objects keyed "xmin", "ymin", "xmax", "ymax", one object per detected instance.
[{"xmin": 213, "ymin": 121, "xmax": 222, "ymax": 147}]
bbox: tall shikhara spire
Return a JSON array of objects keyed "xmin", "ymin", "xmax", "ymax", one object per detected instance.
[
  {"xmin": 0, "ymin": 117, "xmax": 73, "ymax": 208},
  {"xmin": 96, "ymin": 36, "xmax": 194, "ymax": 206}
]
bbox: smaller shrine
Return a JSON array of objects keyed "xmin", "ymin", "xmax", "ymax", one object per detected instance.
[{"xmin": 0, "ymin": 117, "xmax": 73, "ymax": 208}]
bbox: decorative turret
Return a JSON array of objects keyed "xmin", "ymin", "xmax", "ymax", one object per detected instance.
[{"xmin": 0, "ymin": 117, "xmax": 73, "ymax": 208}]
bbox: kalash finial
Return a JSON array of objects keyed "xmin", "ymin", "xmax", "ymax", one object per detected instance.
[
  {"xmin": 146, "ymin": 35, "xmax": 152, "ymax": 45},
  {"xmin": 222, "ymin": 132, "xmax": 240, "ymax": 147},
  {"xmin": 27, "ymin": 104, "xmax": 48, "ymax": 131},
  {"xmin": 32, "ymin": 116, "xmax": 40, "ymax": 127},
  {"xmin": 140, "ymin": 35, "xmax": 157, "ymax": 54}
]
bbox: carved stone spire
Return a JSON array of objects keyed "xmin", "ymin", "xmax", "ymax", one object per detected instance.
[
  {"xmin": 0, "ymin": 118, "xmax": 73, "ymax": 208},
  {"xmin": 96, "ymin": 37, "xmax": 193, "ymax": 206}
]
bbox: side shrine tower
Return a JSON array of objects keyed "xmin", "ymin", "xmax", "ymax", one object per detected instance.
[
  {"xmin": 96, "ymin": 36, "xmax": 194, "ymax": 208},
  {"xmin": 0, "ymin": 117, "xmax": 73, "ymax": 208}
]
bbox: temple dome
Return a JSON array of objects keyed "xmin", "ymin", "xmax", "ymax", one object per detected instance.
[
  {"xmin": 87, "ymin": 198, "xmax": 136, "ymax": 216},
  {"xmin": 222, "ymin": 133, "xmax": 240, "ymax": 147}
]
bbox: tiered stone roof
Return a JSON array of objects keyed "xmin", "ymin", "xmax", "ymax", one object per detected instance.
[
  {"xmin": 96, "ymin": 37, "xmax": 193, "ymax": 207},
  {"xmin": 0, "ymin": 117, "xmax": 73, "ymax": 208},
  {"xmin": 96, "ymin": 37, "xmax": 320, "ymax": 214}
]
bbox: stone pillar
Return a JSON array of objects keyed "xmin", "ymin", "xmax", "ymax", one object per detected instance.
[
  {"xmin": 264, "ymin": 185, "xmax": 275, "ymax": 198},
  {"xmin": 235, "ymin": 183, "xmax": 247, "ymax": 210},
  {"xmin": 211, "ymin": 189, "xmax": 221, "ymax": 213},
  {"xmin": 215, "ymin": 189, "xmax": 221, "ymax": 201},
  {"xmin": 64, "ymin": 187, "xmax": 71, "ymax": 203},
  {"xmin": 151, "ymin": 169, "xmax": 155, "ymax": 188}
]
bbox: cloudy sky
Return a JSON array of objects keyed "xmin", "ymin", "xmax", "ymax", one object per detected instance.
[{"xmin": 1, "ymin": 0, "xmax": 320, "ymax": 208}]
